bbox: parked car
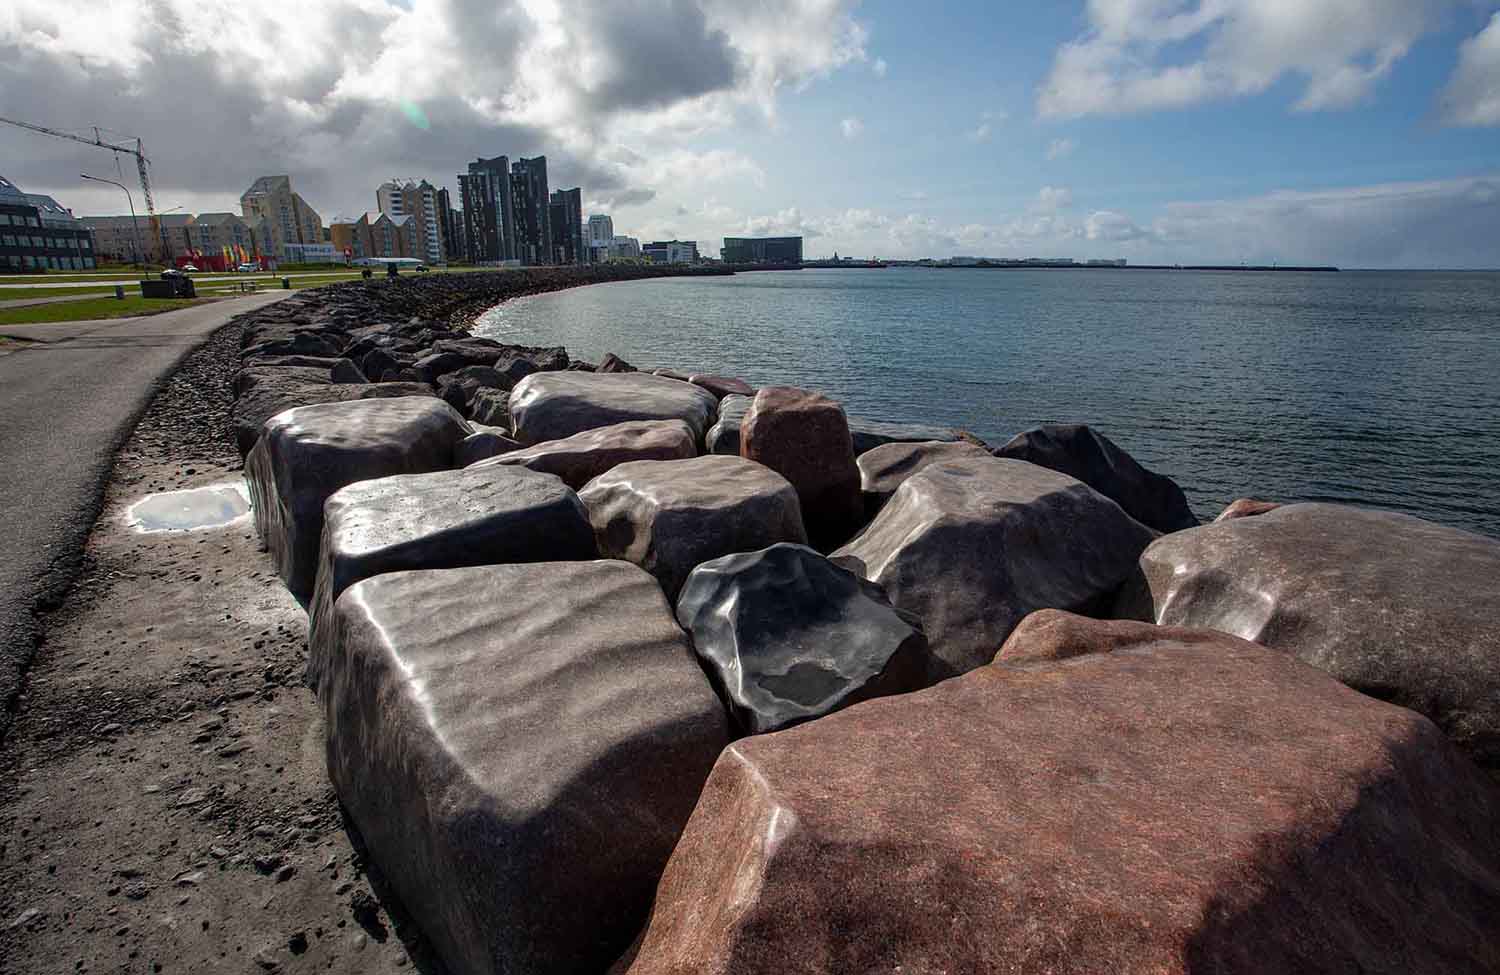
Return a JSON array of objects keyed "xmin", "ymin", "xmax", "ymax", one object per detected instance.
[
  {"xmin": 236, "ymin": 263, "xmax": 257, "ymax": 273},
  {"xmin": 161, "ymin": 268, "xmax": 185, "ymax": 278},
  {"xmin": 415, "ymin": 264, "xmax": 428, "ymax": 272},
  {"xmin": 180, "ymin": 264, "xmax": 199, "ymax": 272}
]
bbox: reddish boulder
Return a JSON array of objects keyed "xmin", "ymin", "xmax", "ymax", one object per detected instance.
[
  {"xmin": 473, "ymin": 419, "xmax": 696, "ymax": 490},
  {"xmin": 740, "ymin": 386, "xmax": 863, "ymax": 550},
  {"xmin": 689, "ymin": 374, "xmax": 756, "ymax": 400},
  {"xmin": 618, "ymin": 616, "xmax": 1500, "ymax": 975}
]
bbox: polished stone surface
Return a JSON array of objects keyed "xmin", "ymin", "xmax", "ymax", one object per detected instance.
[
  {"xmin": 740, "ymin": 386, "xmax": 863, "ymax": 551},
  {"xmin": 833, "ymin": 456, "xmax": 1155, "ymax": 678},
  {"xmin": 618, "ymin": 621, "xmax": 1500, "ymax": 975},
  {"xmin": 856, "ymin": 439, "xmax": 991, "ymax": 516},
  {"xmin": 306, "ymin": 464, "xmax": 596, "ymax": 688},
  {"xmin": 995, "ymin": 423, "xmax": 1197, "ymax": 534},
  {"xmin": 244, "ymin": 397, "xmax": 469, "ymax": 600},
  {"xmin": 847, "ymin": 416, "xmax": 963, "ymax": 457},
  {"xmin": 322, "ymin": 561, "xmax": 729, "ymax": 975},
  {"xmin": 676, "ymin": 542, "xmax": 928, "ymax": 734},
  {"xmin": 476, "ymin": 419, "xmax": 696, "ymax": 490},
  {"xmin": 580, "ymin": 455, "xmax": 806, "ymax": 600},
  {"xmin": 704, "ymin": 394, "xmax": 751, "ymax": 456},
  {"xmin": 1116, "ymin": 502, "xmax": 1500, "ymax": 767},
  {"xmin": 508, "ymin": 371, "xmax": 718, "ymax": 445}
]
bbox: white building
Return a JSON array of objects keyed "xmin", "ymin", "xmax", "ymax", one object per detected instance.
[
  {"xmin": 377, "ymin": 179, "xmax": 446, "ymax": 264},
  {"xmin": 609, "ymin": 235, "xmax": 641, "ymax": 260}
]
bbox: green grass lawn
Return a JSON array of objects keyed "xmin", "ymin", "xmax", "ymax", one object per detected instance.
[{"xmin": 0, "ymin": 295, "xmax": 211, "ymax": 325}]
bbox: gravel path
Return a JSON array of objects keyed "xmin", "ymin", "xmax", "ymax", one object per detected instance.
[{"xmin": 0, "ymin": 311, "xmax": 444, "ymax": 974}]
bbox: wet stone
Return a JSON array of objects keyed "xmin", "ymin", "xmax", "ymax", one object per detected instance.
[
  {"xmin": 245, "ymin": 397, "xmax": 470, "ymax": 600},
  {"xmin": 475, "ymin": 419, "xmax": 696, "ymax": 490},
  {"xmin": 579, "ymin": 455, "xmax": 808, "ymax": 601},
  {"xmin": 676, "ymin": 543, "xmax": 929, "ymax": 734},
  {"xmin": 508, "ymin": 371, "xmax": 718, "ymax": 445},
  {"xmin": 619, "ymin": 616, "xmax": 1500, "ymax": 975},
  {"xmin": 704, "ymin": 394, "xmax": 752, "ymax": 456},
  {"xmin": 995, "ymin": 423, "xmax": 1197, "ymax": 534},
  {"xmin": 833, "ymin": 456, "xmax": 1155, "ymax": 679},
  {"xmin": 1116, "ymin": 502, "xmax": 1500, "ymax": 767},
  {"xmin": 306, "ymin": 465, "xmax": 596, "ymax": 690},
  {"xmin": 856, "ymin": 439, "xmax": 991, "ymax": 517},
  {"xmin": 321, "ymin": 561, "xmax": 729, "ymax": 975}
]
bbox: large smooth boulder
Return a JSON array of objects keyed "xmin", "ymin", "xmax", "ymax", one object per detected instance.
[
  {"xmin": 233, "ymin": 378, "xmax": 436, "ymax": 458},
  {"xmin": 833, "ymin": 456, "xmax": 1155, "ymax": 678},
  {"xmin": 689, "ymin": 374, "xmax": 755, "ymax": 400},
  {"xmin": 618, "ymin": 616, "xmax": 1500, "ymax": 975},
  {"xmin": 475, "ymin": 419, "xmax": 696, "ymax": 490},
  {"xmin": 306, "ymin": 465, "xmax": 596, "ymax": 688},
  {"xmin": 245, "ymin": 397, "xmax": 469, "ymax": 600},
  {"xmin": 847, "ymin": 416, "xmax": 964, "ymax": 457},
  {"xmin": 1116, "ymin": 502, "xmax": 1500, "ymax": 767},
  {"xmin": 322, "ymin": 562, "xmax": 729, "ymax": 975},
  {"xmin": 508, "ymin": 372, "xmax": 718, "ymax": 446},
  {"xmin": 676, "ymin": 543, "xmax": 928, "ymax": 734},
  {"xmin": 454, "ymin": 428, "xmax": 523, "ymax": 466},
  {"xmin": 740, "ymin": 386, "xmax": 863, "ymax": 550},
  {"xmin": 994, "ymin": 423, "xmax": 1198, "ymax": 533},
  {"xmin": 579, "ymin": 456, "xmax": 807, "ymax": 601},
  {"xmin": 856, "ymin": 438, "xmax": 991, "ymax": 516},
  {"xmin": 704, "ymin": 394, "xmax": 751, "ymax": 456}
]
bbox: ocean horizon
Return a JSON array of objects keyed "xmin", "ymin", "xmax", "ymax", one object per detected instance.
[{"xmin": 477, "ymin": 266, "xmax": 1500, "ymax": 538}]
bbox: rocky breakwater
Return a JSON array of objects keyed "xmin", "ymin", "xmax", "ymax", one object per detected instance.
[{"xmin": 224, "ymin": 274, "xmax": 1500, "ymax": 975}]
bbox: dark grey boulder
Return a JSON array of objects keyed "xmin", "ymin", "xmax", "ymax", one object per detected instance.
[
  {"xmin": 677, "ymin": 542, "xmax": 928, "ymax": 734},
  {"xmin": 475, "ymin": 419, "xmax": 696, "ymax": 490},
  {"xmin": 994, "ymin": 424, "xmax": 1197, "ymax": 534},
  {"xmin": 241, "ymin": 332, "xmax": 343, "ymax": 360},
  {"xmin": 330, "ymin": 358, "xmax": 367, "ymax": 384},
  {"xmin": 238, "ymin": 354, "xmax": 342, "ymax": 372},
  {"xmin": 454, "ymin": 428, "xmax": 523, "ymax": 467},
  {"xmin": 245, "ymin": 397, "xmax": 469, "ymax": 600},
  {"xmin": 857, "ymin": 439, "xmax": 992, "ymax": 516},
  {"xmin": 705, "ymin": 394, "xmax": 752, "ymax": 455},
  {"xmin": 598, "ymin": 353, "xmax": 637, "ymax": 373},
  {"xmin": 436, "ymin": 365, "xmax": 508, "ymax": 415},
  {"xmin": 233, "ymin": 364, "xmax": 330, "ymax": 400},
  {"xmin": 468, "ymin": 387, "xmax": 511, "ymax": 428},
  {"xmin": 359, "ymin": 347, "xmax": 401, "ymax": 382},
  {"xmin": 321, "ymin": 561, "xmax": 729, "ymax": 975},
  {"xmin": 579, "ymin": 455, "xmax": 808, "ymax": 600},
  {"xmin": 307, "ymin": 465, "xmax": 596, "ymax": 689},
  {"xmin": 833, "ymin": 456, "xmax": 1156, "ymax": 679},
  {"xmin": 848, "ymin": 417, "xmax": 964, "ymax": 456},
  {"xmin": 414, "ymin": 351, "xmax": 471, "ymax": 383},
  {"xmin": 1115, "ymin": 502, "xmax": 1500, "ymax": 767},
  {"xmin": 509, "ymin": 371, "xmax": 718, "ymax": 445},
  {"xmin": 233, "ymin": 375, "xmax": 436, "ymax": 458}
]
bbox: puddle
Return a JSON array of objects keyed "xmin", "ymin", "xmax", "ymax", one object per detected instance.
[{"xmin": 127, "ymin": 481, "xmax": 251, "ymax": 533}]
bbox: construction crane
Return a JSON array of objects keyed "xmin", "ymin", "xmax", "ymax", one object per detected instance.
[{"xmin": 0, "ymin": 114, "xmax": 162, "ymax": 262}]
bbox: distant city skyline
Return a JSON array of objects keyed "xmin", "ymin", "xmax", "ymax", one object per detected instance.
[{"xmin": 3, "ymin": 3, "xmax": 1500, "ymax": 266}]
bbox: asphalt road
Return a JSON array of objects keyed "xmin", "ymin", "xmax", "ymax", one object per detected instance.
[{"xmin": 0, "ymin": 291, "xmax": 289, "ymax": 739}]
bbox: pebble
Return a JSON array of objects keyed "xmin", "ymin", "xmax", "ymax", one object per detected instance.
[{"xmin": 7, "ymin": 908, "xmax": 42, "ymax": 930}]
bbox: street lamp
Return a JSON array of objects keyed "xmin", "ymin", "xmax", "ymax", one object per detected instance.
[
  {"xmin": 157, "ymin": 204, "xmax": 185, "ymax": 265},
  {"xmin": 80, "ymin": 172, "xmax": 142, "ymax": 269}
]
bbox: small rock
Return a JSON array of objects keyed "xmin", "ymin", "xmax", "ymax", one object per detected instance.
[
  {"xmin": 253, "ymin": 854, "xmax": 282, "ymax": 875},
  {"xmin": 288, "ymin": 931, "xmax": 309, "ymax": 954},
  {"xmin": 174, "ymin": 870, "xmax": 206, "ymax": 886},
  {"xmin": 123, "ymin": 882, "xmax": 150, "ymax": 901},
  {"xmin": 253, "ymin": 947, "xmax": 280, "ymax": 970},
  {"xmin": 7, "ymin": 908, "xmax": 41, "ymax": 930},
  {"xmin": 275, "ymin": 864, "xmax": 296, "ymax": 883}
]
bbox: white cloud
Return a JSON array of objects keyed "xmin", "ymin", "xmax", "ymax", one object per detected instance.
[
  {"xmin": 872, "ymin": 57, "xmax": 888, "ymax": 77},
  {"xmin": 840, "ymin": 116, "xmax": 865, "ymax": 139},
  {"xmin": 1045, "ymin": 138, "xmax": 1077, "ymax": 160},
  {"xmin": 967, "ymin": 111, "xmax": 1006, "ymax": 143},
  {"xmin": 1033, "ymin": 186, "xmax": 1073, "ymax": 212},
  {"xmin": 0, "ymin": 0, "xmax": 866, "ymax": 218},
  {"xmin": 1441, "ymin": 12, "xmax": 1500, "ymax": 126},
  {"xmin": 1037, "ymin": 0, "xmax": 1454, "ymax": 118}
]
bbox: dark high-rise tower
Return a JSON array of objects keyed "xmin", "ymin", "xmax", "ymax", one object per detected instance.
[
  {"xmin": 509, "ymin": 156, "xmax": 551, "ymax": 266},
  {"xmin": 457, "ymin": 155, "xmax": 516, "ymax": 262},
  {"xmin": 550, "ymin": 187, "xmax": 584, "ymax": 265}
]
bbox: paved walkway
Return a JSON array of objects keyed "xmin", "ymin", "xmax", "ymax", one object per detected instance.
[{"xmin": 0, "ymin": 290, "xmax": 290, "ymax": 739}]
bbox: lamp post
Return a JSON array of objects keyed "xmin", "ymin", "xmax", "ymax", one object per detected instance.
[
  {"xmin": 156, "ymin": 204, "xmax": 184, "ymax": 267},
  {"xmin": 80, "ymin": 172, "xmax": 142, "ymax": 269}
]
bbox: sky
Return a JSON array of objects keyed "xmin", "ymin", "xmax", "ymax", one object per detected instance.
[{"xmin": 3, "ymin": 0, "xmax": 1500, "ymax": 266}]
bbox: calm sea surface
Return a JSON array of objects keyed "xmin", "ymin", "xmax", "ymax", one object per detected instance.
[{"xmin": 475, "ymin": 268, "xmax": 1500, "ymax": 538}]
